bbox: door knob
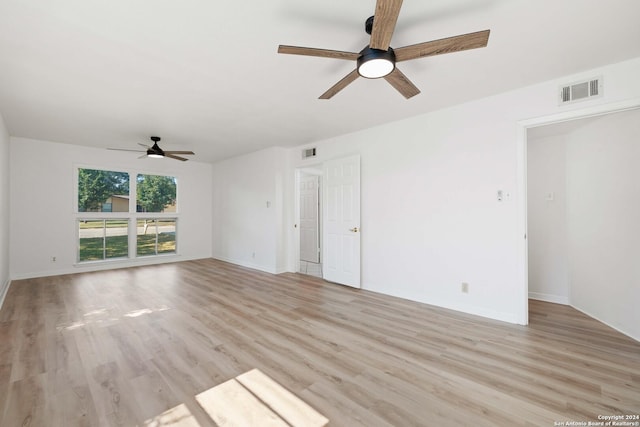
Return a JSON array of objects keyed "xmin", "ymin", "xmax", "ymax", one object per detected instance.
[{"xmin": 349, "ymin": 227, "xmax": 359, "ymax": 233}]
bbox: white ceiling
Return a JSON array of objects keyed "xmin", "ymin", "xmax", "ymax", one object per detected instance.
[{"xmin": 1, "ymin": 0, "xmax": 639, "ymax": 163}]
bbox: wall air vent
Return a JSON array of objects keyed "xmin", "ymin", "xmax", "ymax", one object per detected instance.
[
  {"xmin": 302, "ymin": 147, "xmax": 317, "ymax": 159},
  {"xmin": 559, "ymin": 76, "xmax": 603, "ymax": 105}
]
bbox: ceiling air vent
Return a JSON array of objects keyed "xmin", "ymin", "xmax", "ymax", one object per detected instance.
[
  {"xmin": 559, "ymin": 76, "xmax": 602, "ymax": 105},
  {"xmin": 302, "ymin": 147, "xmax": 317, "ymax": 159}
]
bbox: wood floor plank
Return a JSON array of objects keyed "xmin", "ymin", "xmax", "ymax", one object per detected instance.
[
  {"xmin": 0, "ymin": 362, "xmax": 12, "ymax": 423},
  {"xmin": 85, "ymin": 361, "xmax": 143, "ymax": 425},
  {"xmin": 128, "ymin": 369, "xmax": 181, "ymax": 422},
  {"xmin": 0, "ymin": 259, "xmax": 638, "ymax": 427},
  {"xmin": 50, "ymin": 385, "xmax": 98, "ymax": 427},
  {"xmin": 1, "ymin": 372, "xmax": 48, "ymax": 426},
  {"xmin": 300, "ymin": 380, "xmax": 396, "ymax": 427}
]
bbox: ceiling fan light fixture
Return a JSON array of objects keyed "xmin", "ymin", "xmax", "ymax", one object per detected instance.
[
  {"xmin": 357, "ymin": 47, "xmax": 395, "ymax": 79},
  {"xmin": 147, "ymin": 140, "xmax": 164, "ymax": 158}
]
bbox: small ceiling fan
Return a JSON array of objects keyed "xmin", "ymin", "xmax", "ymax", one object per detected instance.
[
  {"xmin": 108, "ymin": 136, "xmax": 195, "ymax": 161},
  {"xmin": 278, "ymin": 0, "xmax": 490, "ymax": 99}
]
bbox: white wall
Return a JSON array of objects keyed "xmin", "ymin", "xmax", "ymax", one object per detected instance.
[
  {"xmin": 211, "ymin": 146, "xmax": 287, "ymax": 273},
  {"xmin": 0, "ymin": 112, "xmax": 10, "ymax": 306},
  {"xmin": 290, "ymin": 58, "xmax": 640, "ymax": 324},
  {"xmin": 10, "ymin": 137, "xmax": 213, "ymax": 279},
  {"xmin": 211, "ymin": 56, "xmax": 640, "ymax": 326},
  {"xmin": 527, "ymin": 134, "xmax": 569, "ymax": 303},
  {"xmin": 287, "ymin": 105, "xmax": 523, "ymax": 323},
  {"xmin": 565, "ymin": 109, "xmax": 640, "ymax": 340}
]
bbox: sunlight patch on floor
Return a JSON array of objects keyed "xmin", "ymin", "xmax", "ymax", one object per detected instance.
[
  {"xmin": 196, "ymin": 368, "xmax": 328, "ymax": 427},
  {"xmin": 124, "ymin": 305, "xmax": 170, "ymax": 318},
  {"xmin": 143, "ymin": 403, "xmax": 200, "ymax": 427},
  {"xmin": 56, "ymin": 305, "xmax": 171, "ymax": 330}
]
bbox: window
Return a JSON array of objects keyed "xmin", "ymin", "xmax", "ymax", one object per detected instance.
[
  {"xmin": 76, "ymin": 168, "xmax": 179, "ymax": 263},
  {"xmin": 136, "ymin": 174, "xmax": 177, "ymax": 213},
  {"xmin": 137, "ymin": 219, "xmax": 177, "ymax": 256},
  {"xmin": 78, "ymin": 219, "xmax": 129, "ymax": 261},
  {"xmin": 78, "ymin": 169, "xmax": 130, "ymax": 212}
]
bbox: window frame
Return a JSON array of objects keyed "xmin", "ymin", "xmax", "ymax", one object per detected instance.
[
  {"xmin": 135, "ymin": 218, "xmax": 178, "ymax": 257},
  {"xmin": 74, "ymin": 165, "xmax": 181, "ymax": 264},
  {"xmin": 77, "ymin": 218, "xmax": 131, "ymax": 262}
]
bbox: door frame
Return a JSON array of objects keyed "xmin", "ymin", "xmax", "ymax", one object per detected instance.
[
  {"xmin": 294, "ymin": 166, "xmax": 323, "ymax": 275},
  {"xmin": 515, "ymin": 97, "xmax": 640, "ymax": 325}
]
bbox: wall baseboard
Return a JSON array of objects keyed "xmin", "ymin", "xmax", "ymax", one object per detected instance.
[
  {"xmin": 570, "ymin": 303, "xmax": 639, "ymax": 343},
  {"xmin": 212, "ymin": 256, "xmax": 280, "ymax": 275},
  {"xmin": 530, "ymin": 291, "xmax": 639, "ymax": 342},
  {"xmin": 274, "ymin": 266, "xmax": 288, "ymax": 275},
  {"xmin": 528, "ymin": 292, "xmax": 569, "ymax": 305},
  {"xmin": 10, "ymin": 255, "xmax": 210, "ymax": 281},
  {"xmin": 0, "ymin": 279, "xmax": 10, "ymax": 311},
  {"xmin": 364, "ymin": 285, "xmax": 520, "ymax": 325}
]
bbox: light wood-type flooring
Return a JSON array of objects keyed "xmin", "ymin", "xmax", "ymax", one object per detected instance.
[{"xmin": 0, "ymin": 259, "xmax": 638, "ymax": 426}]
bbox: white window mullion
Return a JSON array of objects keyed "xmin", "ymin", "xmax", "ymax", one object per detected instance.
[
  {"xmin": 102, "ymin": 219, "xmax": 107, "ymax": 260},
  {"xmin": 154, "ymin": 220, "xmax": 159, "ymax": 255}
]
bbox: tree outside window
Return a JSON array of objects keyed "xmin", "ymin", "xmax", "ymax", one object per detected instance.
[
  {"xmin": 136, "ymin": 174, "xmax": 177, "ymax": 213},
  {"xmin": 78, "ymin": 169, "xmax": 130, "ymax": 212}
]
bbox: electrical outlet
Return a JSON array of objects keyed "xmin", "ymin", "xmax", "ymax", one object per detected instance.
[{"xmin": 461, "ymin": 282, "xmax": 469, "ymax": 293}]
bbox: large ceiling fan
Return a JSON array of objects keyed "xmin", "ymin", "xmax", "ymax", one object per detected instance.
[
  {"xmin": 278, "ymin": 0, "xmax": 490, "ymax": 99},
  {"xmin": 108, "ymin": 136, "xmax": 195, "ymax": 161}
]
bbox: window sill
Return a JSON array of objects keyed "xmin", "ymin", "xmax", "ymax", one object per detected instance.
[{"xmin": 74, "ymin": 253, "xmax": 180, "ymax": 268}]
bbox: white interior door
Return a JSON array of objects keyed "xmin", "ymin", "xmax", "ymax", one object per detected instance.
[
  {"xmin": 300, "ymin": 174, "xmax": 320, "ymax": 263},
  {"xmin": 323, "ymin": 155, "xmax": 360, "ymax": 288}
]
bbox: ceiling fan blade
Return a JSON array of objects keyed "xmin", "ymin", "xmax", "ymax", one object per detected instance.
[
  {"xmin": 319, "ymin": 69, "xmax": 360, "ymax": 99},
  {"xmin": 107, "ymin": 148, "xmax": 146, "ymax": 153},
  {"xmin": 138, "ymin": 143, "xmax": 151, "ymax": 148},
  {"xmin": 165, "ymin": 154, "xmax": 189, "ymax": 161},
  {"xmin": 370, "ymin": 0, "xmax": 403, "ymax": 50},
  {"xmin": 394, "ymin": 29, "xmax": 490, "ymax": 62},
  {"xmin": 384, "ymin": 68, "xmax": 420, "ymax": 99},
  {"xmin": 278, "ymin": 45, "xmax": 359, "ymax": 61},
  {"xmin": 138, "ymin": 154, "xmax": 148, "ymax": 159},
  {"xmin": 163, "ymin": 150, "xmax": 195, "ymax": 155}
]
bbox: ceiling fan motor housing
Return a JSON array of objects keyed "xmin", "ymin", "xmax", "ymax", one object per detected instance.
[
  {"xmin": 357, "ymin": 46, "xmax": 396, "ymax": 78},
  {"xmin": 147, "ymin": 138, "xmax": 164, "ymax": 156}
]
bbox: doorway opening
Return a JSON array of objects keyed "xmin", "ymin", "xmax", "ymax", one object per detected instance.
[
  {"xmin": 296, "ymin": 167, "xmax": 322, "ymax": 278},
  {"xmin": 517, "ymin": 98, "xmax": 640, "ymax": 328}
]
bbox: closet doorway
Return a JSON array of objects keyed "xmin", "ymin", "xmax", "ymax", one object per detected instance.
[
  {"xmin": 517, "ymin": 98, "xmax": 640, "ymax": 332},
  {"xmin": 297, "ymin": 168, "xmax": 322, "ymax": 277}
]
